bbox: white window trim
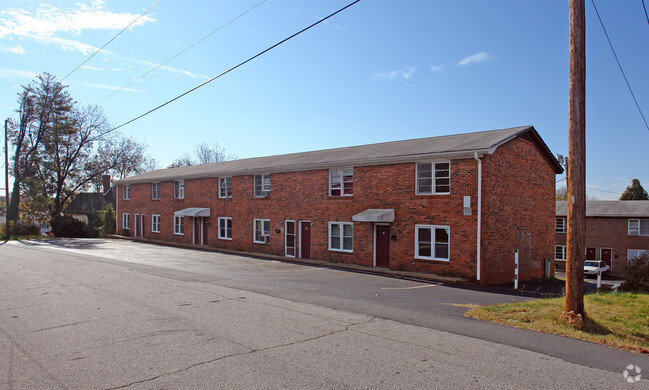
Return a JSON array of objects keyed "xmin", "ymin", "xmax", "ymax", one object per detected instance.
[
  {"xmin": 174, "ymin": 180, "xmax": 185, "ymax": 199},
  {"xmin": 219, "ymin": 177, "xmax": 233, "ymax": 199},
  {"xmin": 122, "ymin": 213, "xmax": 130, "ymax": 229},
  {"xmin": 253, "ymin": 218, "xmax": 270, "ymax": 244},
  {"xmin": 328, "ymin": 221, "xmax": 353, "ymax": 253},
  {"xmin": 152, "ymin": 182, "xmax": 160, "ymax": 200},
  {"xmin": 123, "ymin": 185, "xmax": 130, "ymax": 200},
  {"xmin": 628, "ymin": 219, "xmax": 649, "ymax": 236},
  {"xmin": 627, "ymin": 249, "xmax": 649, "ymax": 260},
  {"xmin": 415, "ymin": 161, "xmax": 451, "ymax": 195},
  {"xmin": 174, "ymin": 215, "xmax": 184, "ymax": 235},
  {"xmin": 555, "ymin": 245, "xmax": 566, "ymax": 261},
  {"xmin": 329, "ymin": 168, "xmax": 354, "ymax": 197},
  {"xmin": 414, "ymin": 224, "xmax": 450, "ymax": 261},
  {"xmin": 151, "ymin": 214, "xmax": 160, "ymax": 233},
  {"xmin": 285, "ymin": 220, "xmax": 296, "ymax": 257},
  {"xmin": 555, "ymin": 217, "xmax": 567, "ymax": 233},
  {"xmin": 254, "ymin": 174, "xmax": 271, "ymax": 198},
  {"xmin": 218, "ymin": 217, "xmax": 232, "ymax": 240}
]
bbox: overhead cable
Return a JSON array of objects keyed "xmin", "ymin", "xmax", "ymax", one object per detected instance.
[
  {"xmin": 111, "ymin": 0, "xmax": 361, "ymax": 132},
  {"xmin": 61, "ymin": 0, "xmax": 163, "ymax": 82}
]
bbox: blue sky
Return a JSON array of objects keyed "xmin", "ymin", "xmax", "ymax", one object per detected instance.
[{"xmin": 1, "ymin": 0, "xmax": 648, "ymax": 199}]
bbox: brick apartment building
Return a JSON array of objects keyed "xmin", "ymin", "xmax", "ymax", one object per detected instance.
[
  {"xmin": 115, "ymin": 126, "xmax": 562, "ymax": 284},
  {"xmin": 555, "ymin": 200, "xmax": 649, "ymax": 276}
]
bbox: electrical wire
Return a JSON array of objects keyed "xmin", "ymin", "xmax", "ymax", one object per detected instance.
[
  {"xmin": 111, "ymin": 0, "xmax": 361, "ymax": 132},
  {"xmin": 96, "ymin": 0, "xmax": 267, "ymax": 105},
  {"xmin": 643, "ymin": 0, "xmax": 649, "ymax": 28},
  {"xmin": 591, "ymin": 0, "xmax": 649, "ymax": 131},
  {"xmin": 61, "ymin": 0, "xmax": 163, "ymax": 82}
]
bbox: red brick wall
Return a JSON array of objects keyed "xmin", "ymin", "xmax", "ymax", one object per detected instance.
[
  {"xmin": 117, "ymin": 136, "xmax": 557, "ymax": 284},
  {"xmin": 480, "ymin": 135, "xmax": 556, "ymax": 284},
  {"xmin": 555, "ymin": 217, "xmax": 649, "ymax": 276}
]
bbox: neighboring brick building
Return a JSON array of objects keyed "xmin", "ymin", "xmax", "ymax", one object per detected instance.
[
  {"xmin": 115, "ymin": 126, "xmax": 562, "ymax": 284},
  {"xmin": 555, "ymin": 200, "xmax": 649, "ymax": 276}
]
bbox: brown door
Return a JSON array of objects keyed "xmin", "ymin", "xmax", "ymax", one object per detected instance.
[
  {"xmin": 203, "ymin": 218, "xmax": 208, "ymax": 246},
  {"xmin": 300, "ymin": 221, "xmax": 311, "ymax": 259},
  {"xmin": 601, "ymin": 248, "xmax": 612, "ymax": 270},
  {"xmin": 375, "ymin": 225, "xmax": 390, "ymax": 268},
  {"xmin": 194, "ymin": 217, "xmax": 201, "ymax": 245},
  {"xmin": 140, "ymin": 214, "xmax": 145, "ymax": 238},
  {"xmin": 586, "ymin": 247, "xmax": 597, "ymax": 260},
  {"xmin": 134, "ymin": 214, "xmax": 139, "ymax": 237}
]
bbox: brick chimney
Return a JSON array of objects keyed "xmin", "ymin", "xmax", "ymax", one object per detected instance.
[{"xmin": 102, "ymin": 175, "xmax": 111, "ymax": 194}]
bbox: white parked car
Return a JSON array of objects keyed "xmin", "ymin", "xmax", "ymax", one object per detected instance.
[{"xmin": 583, "ymin": 260, "xmax": 609, "ymax": 276}]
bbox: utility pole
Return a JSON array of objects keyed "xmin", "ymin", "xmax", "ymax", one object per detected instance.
[
  {"xmin": 4, "ymin": 119, "xmax": 9, "ymax": 238},
  {"xmin": 566, "ymin": 0, "xmax": 586, "ymax": 317}
]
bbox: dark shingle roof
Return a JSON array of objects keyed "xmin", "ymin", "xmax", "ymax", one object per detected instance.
[{"xmin": 556, "ymin": 200, "xmax": 649, "ymax": 217}]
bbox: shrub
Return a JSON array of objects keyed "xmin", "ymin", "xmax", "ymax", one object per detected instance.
[
  {"xmin": 620, "ymin": 253, "xmax": 649, "ymax": 293},
  {"xmin": 7, "ymin": 220, "xmax": 41, "ymax": 236},
  {"xmin": 97, "ymin": 203, "xmax": 116, "ymax": 237},
  {"xmin": 51, "ymin": 215, "xmax": 87, "ymax": 238}
]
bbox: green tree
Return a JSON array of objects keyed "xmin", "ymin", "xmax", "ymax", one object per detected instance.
[
  {"xmin": 556, "ymin": 187, "xmax": 568, "ymax": 201},
  {"xmin": 620, "ymin": 179, "xmax": 649, "ymax": 200}
]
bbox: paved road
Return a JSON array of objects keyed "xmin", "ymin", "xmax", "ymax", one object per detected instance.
[{"xmin": 1, "ymin": 239, "xmax": 647, "ymax": 389}]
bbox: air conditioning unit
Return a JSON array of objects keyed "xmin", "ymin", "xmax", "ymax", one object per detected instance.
[{"xmin": 262, "ymin": 235, "xmax": 270, "ymax": 244}]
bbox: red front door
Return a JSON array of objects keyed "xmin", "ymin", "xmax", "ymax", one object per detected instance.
[
  {"xmin": 300, "ymin": 221, "xmax": 311, "ymax": 259},
  {"xmin": 601, "ymin": 248, "xmax": 612, "ymax": 270},
  {"xmin": 202, "ymin": 218, "xmax": 208, "ymax": 246},
  {"xmin": 140, "ymin": 214, "xmax": 145, "ymax": 238},
  {"xmin": 375, "ymin": 225, "xmax": 390, "ymax": 268},
  {"xmin": 586, "ymin": 247, "xmax": 597, "ymax": 260},
  {"xmin": 194, "ymin": 217, "xmax": 201, "ymax": 245}
]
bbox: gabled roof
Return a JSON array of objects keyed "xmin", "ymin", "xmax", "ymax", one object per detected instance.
[
  {"xmin": 117, "ymin": 125, "xmax": 562, "ymax": 185},
  {"xmin": 556, "ymin": 200, "xmax": 649, "ymax": 217}
]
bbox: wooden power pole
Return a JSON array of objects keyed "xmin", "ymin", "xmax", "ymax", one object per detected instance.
[{"xmin": 566, "ymin": 0, "xmax": 586, "ymax": 316}]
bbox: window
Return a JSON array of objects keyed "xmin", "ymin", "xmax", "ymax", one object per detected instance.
[
  {"xmin": 329, "ymin": 168, "xmax": 353, "ymax": 196},
  {"xmin": 629, "ymin": 219, "xmax": 649, "ymax": 236},
  {"xmin": 328, "ymin": 222, "xmax": 353, "ymax": 252},
  {"xmin": 218, "ymin": 217, "xmax": 232, "ymax": 240},
  {"xmin": 174, "ymin": 180, "xmax": 184, "ymax": 199},
  {"xmin": 555, "ymin": 245, "xmax": 566, "ymax": 261},
  {"xmin": 254, "ymin": 219, "xmax": 270, "ymax": 243},
  {"xmin": 628, "ymin": 249, "xmax": 649, "ymax": 260},
  {"xmin": 123, "ymin": 185, "xmax": 130, "ymax": 200},
  {"xmin": 416, "ymin": 162, "xmax": 450, "ymax": 195},
  {"xmin": 415, "ymin": 224, "xmax": 450, "ymax": 261},
  {"xmin": 254, "ymin": 174, "xmax": 271, "ymax": 197},
  {"xmin": 151, "ymin": 214, "xmax": 160, "ymax": 233},
  {"xmin": 555, "ymin": 218, "xmax": 566, "ymax": 233},
  {"xmin": 152, "ymin": 182, "xmax": 160, "ymax": 200},
  {"xmin": 219, "ymin": 177, "xmax": 232, "ymax": 198},
  {"xmin": 122, "ymin": 213, "xmax": 130, "ymax": 230},
  {"xmin": 174, "ymin": 215, "xmax": 184, "ymax": 235}
]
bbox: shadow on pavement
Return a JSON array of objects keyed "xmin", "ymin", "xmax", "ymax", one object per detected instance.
[{"xmin": 15, "ymin": 238, "xmax": 105, "ymax": 250}]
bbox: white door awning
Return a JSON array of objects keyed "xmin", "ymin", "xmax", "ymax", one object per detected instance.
[
  {"xmin": 352, "ymin": 209, "xmax": 395, "ymax": 223},
  {"xmin": 174, "ymin": 208, "xmax": 211, "ymax": 217}
]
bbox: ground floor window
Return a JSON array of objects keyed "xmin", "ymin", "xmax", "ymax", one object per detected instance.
[
  {"xmin": 254, "ymin": 219, "xmax": 270, "ymax": 243},
  {"xmin": 152, "ymin": 214, "xmax": 160, "ymax": 233},
  {"xmin": 415, "ymin": 224, "xmax": 450, "ymax": 261},
  {"xmin": 328, "ymin": 222, "xmax": 353, "ymax": 252},
  {"xmin": 627, "ymin": 249, "xmax": 649, "ymax": 260},
  {"xmin": 219, "ymin": 217, "xmax": 232, "ymax": 240},
  {"xmin": 174, "ymin": 216, "xmax": 184, "ymax": 235},
  {"xmin": 122, "ymin": 213, "xmax": 130, "ymax": 230},
  {"xmin": 555, "ymin": 245, "xmax": 566, "ymax": 261}
]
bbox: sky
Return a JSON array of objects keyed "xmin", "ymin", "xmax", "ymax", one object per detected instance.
[{"xmin": 1, "ymin": 0, "xmax": 648, "ymax": 200}]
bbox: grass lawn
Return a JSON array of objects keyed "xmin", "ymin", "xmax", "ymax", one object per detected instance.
[{"xmin": 465, "ymin": 292, "xmax": 649, "ymax": 354}]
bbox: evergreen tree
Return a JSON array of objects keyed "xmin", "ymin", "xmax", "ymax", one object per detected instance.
[{"xmin": 620, "ymin": 179, "xmax": 649, "ymax": 200}]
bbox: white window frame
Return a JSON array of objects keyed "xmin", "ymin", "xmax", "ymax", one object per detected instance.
[
  {"xmin": 122, "ymin": 213, "xmax": 130, "ymax": 230},
  {"xmin": 152, "ymin": 182, "xmax": 160, "ymax": 200},
  {"xmin": 555, "ymin": 217, "xmax": 566, "ymax": 233},
  {"xmin": 123, "ymin": 184, "xmax": 130, "ymax": 200},
  {"xmin": 329, "ymin": 168, "xmax": 354, "ymax": 197},
  {"xmin": 174, "ymin": 215, "xmax": 184, "ymax": 235},
  {"xmin": 219, "ymin": 177, "xmax": 233, "ymax": 199},
  {"xmin": 218, "ymin": 217, "xmax": 232, "ymax": 240},
  {"xmin": 416, "ymin": 161, "xmax": 451, "ymax": 195},
  {"xmin": 151, "ymin": 214, "xmax": 160, "ymax": 233},
  {"xmin": 628, "ymin": 219, "xmax": 649, "ymax": 236},
  {"xmin": 253, "ymin": 218, "xmax": 270, "ymax": 243},
  {"xmin": 174, "ymin": 180, "xmax": 185, "ymax": 199},
  {"xmin": 627, "ymin": 249, "xmax": 649, "ymax": 260},
  {"xmin": 254, "ymin": 174, "xmax": 271, "ymax": 198},
  {"xmin": 555, "ymin": 245, "xmax": 566, "ymax": 261},
  {"xmin": 328, "ymin": 221, "xmax": 353, "ymax": 252},
  {"xmin": 415, "ymin": 224, "xmax": 450, "ymax": 261}
]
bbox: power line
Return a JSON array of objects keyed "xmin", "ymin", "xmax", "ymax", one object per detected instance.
[
  {"xmin": 61, "ymin": 0, "xmax": 163, "ymax": 83},
  {"xmin": 591, "ymin": 0, "xmax": 649, "ymax": 131},
  {"xmin": 111, "ymin": 0, "xmax": 361, "ymax": 132},
  {"xmin": 643, "ymin": 0, "xmax": 649, "ymax": 28},
  {"xmin": 586, "ymin": 186, "xmax": 621, "ymax": 195},
  {"xmin": 96, "ymin": 0, "xmax": 267, "ymax": 105}
]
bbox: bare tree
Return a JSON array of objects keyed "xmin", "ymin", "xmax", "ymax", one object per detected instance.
[{"xmin": 168, "ymin": 143, "xmax": 236, "ymax": 168}]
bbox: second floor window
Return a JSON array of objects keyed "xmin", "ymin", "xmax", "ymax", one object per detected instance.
[
  {"xmin": 174, "ymin": 180, "xmax": 184, "ymax": 199},
  {"xmin": 123, "ymin": 185, "xmax": 130, "ymax": 200},
  {"xmin": 416, "ymin": 162, "xmax": 450, "ymax": 195},
  {"xmin": 330, "ymin": 168, "xmax": 353, "ymax": 196},
  {"xmin": 152, "ymin": 182, "xmax": 160, "ymax": 200},
  {"xmin": 555, "ymin": 217, "xmax": 566, "ymax": 233},
  {"xmin": 219, "ymin": 177, "xmax": 232, "ymax": 198},
  {"xmin": 254, "ymin": 174, "xmax": 270, "ymax": 198},
  {"xmin": 629, "ymin": 219, "xmax": 649, "ymax": 236}
]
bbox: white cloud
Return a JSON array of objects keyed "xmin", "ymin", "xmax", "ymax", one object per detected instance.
[
  {"xmin": 430, "ymin": 65, "xmax": 444, "ymax": 72},
  {"xmin": 372, "ymin": 66, "xmax": 416, "ymax": 81},
  {"xmin": 457, "ymin": 52, "xmax": 493, "ymax": 66},
  {"xmin": 0, "ymin": 67, "xmax": 37, "ymax": 79},
  {"xmin": 80, "ymin": 65, "xmax": 105, "ymax": 71},
  {"xmin": 0, "ymin": 44, "xmax": 25, "ymax": 54},
  {"xmin": 83, "ymin": 83, "xmax": 142, "ymax": 93}
]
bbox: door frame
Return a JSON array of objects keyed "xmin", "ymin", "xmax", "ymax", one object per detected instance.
[
  {"xmin": 285, "ymin": 220, "xmax": 296, "ymax": 257},
  {"xmin": 134, "ymin": 213, "xmax": 139, "ymax": 237},
  {"xmin": 139, "ymin": 214, "xmax": 145, "ymax": 238},
  {"xmin": 299, "ymin": 220, "xmax": 311, "ymax": 259},
  {"xmin": 601, "ymin": 247, "xmax": 613, "ymax": 271},
  {"xmin": 373, "ymin": 223, "xmax": 390, "ymax": 267}
]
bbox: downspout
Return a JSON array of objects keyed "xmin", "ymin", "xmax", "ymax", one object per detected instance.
[
  {"xmin": 115, "ymin": 185, "xmax": 119, "ymax": 234},
  {"xmin": 474, "ymin": 152, "xmax": 482, "ymax": 281}
]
